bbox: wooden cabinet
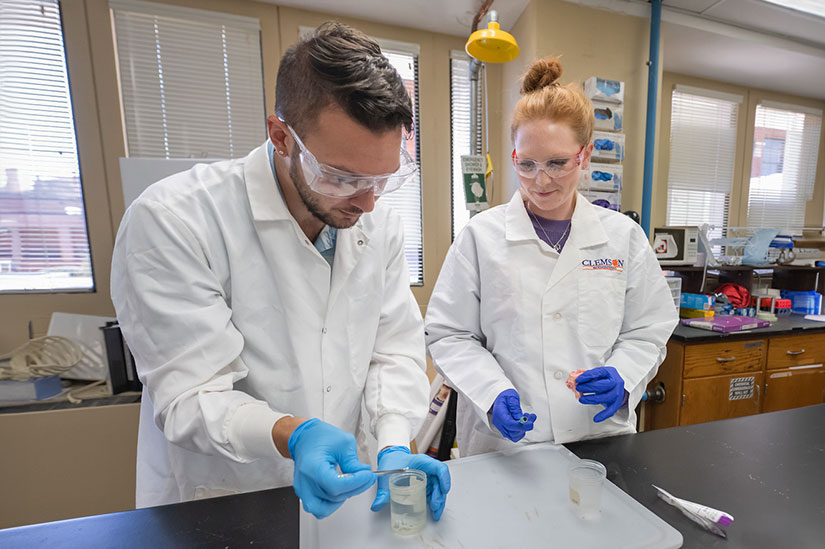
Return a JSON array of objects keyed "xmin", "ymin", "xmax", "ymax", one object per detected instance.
[
  {"xmin": 644, "ymin": 331, "xmax": 825, "ymax": 430},
  {"xmin": 764, "ymin": 365, "xmax": 825, "ymax": 413},
  {"xmin": 684, "ymin": 340, "xmax": 765, "ymax": 378},
  {"xmin": 767, "ymin": 334, "xmax": 825, "ymax": 369},
  {"xmin": 681, "ymin": 372, "xmax": 763, "ymax": 425}
]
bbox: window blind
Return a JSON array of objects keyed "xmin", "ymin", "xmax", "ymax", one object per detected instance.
[
  {"xmin": 379, "ymin": 50, "xmax": 423, "ymax": 285},
  {"xmin": 450, "ymin": 51, "xmax": 471, "ymax": 240},
  {"xmin": 746, "ymin": 102, "xmax": 822, "ymax": 230},
  {"xmin": 666, "ymin": 86, "xmax": 741, "ymax": 239},
  {"xmin": 0, "ymin": 0, "xmax": 94, "ymax": 293},
  {"xmin": 110, "ymin": 0, "xmax": 265, "ymax": 158}
]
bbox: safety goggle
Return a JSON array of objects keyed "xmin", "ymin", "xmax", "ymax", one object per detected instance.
[
  {"xmin": 511, "ymin": 145, "xmax": 585, "ymax": 179},
  {"xmin": 284, "ymin": 123, "xmax": 418, "ymax": 198}
]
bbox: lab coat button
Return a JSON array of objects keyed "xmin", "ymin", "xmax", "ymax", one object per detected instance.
[
  {"xmin": 553, "ymin": 312, "xmax": 562, "ymax": 321},
  {"xmin": 326, "ymin": 386, "xmax": 332, "ymax": 392},
  {"xmin": 357, "ymin": 239, "xmax": 364, "ymax": 246},
  {"xmin": 322, "ymin": 327, "xmax": 327, "ymax": 334},
  {"xmin": 554, "ymin": 371, "xmax": 564, "ymax": 380}
]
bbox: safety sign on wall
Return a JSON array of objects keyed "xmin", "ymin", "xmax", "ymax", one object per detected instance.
[
  {"xmin": 728, "ymin": 376, "xmax": 755, "ymax": 401},
  {"xmin": 460, "ymin": 155, "xmax": 489, "ymax": 212}
]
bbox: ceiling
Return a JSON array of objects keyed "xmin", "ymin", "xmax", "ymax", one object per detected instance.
[
  {"xmin": 262, "ymin": 0, "xmax": 531, "ymax": 38},
  {"xmin": 265, "ymin": 0, "xmax": 825, "ymax": 100}
]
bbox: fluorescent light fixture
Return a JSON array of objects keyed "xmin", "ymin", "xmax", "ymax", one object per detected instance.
[{"xmin": 763, "ymin": 0, "xmax": 825, "ymax": 19}]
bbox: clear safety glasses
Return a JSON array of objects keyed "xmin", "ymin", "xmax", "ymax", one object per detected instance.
[
  {"xmin": 285, "ymin": 123, "xmax": 418, "ymax": 198},
  {"xmin": 511, "ymin": 145, "xmax": 585, "ymax": 180}
]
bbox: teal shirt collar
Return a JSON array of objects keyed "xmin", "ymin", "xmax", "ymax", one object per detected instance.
[{"xmin": 267, "ymin": 140, "xmax": 337, "ymax": 265}]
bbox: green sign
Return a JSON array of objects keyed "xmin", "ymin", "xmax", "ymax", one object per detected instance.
[{"xmin": 460, "ymin": 155, "xmax": 489, "ymax": 211}]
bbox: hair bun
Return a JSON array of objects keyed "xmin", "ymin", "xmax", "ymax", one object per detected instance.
[{"xmin": 520, "ymin": 56, "xmax": 563, "ymax": 95}]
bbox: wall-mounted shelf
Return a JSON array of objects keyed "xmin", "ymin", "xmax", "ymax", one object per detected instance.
[{"xmin": 662, "ymin": 264, "xmax": 824, "ymax": 295}]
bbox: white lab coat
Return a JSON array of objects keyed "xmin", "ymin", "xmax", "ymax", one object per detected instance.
[
  {"xmin": 425, "ymin": 192, "xmax": 678, "ymax": 456},
  {"xmin": 111, "ymin": 143, "xmax": 428, "ymax": 507}
]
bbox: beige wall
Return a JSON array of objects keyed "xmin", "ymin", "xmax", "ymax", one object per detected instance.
[
  {"xmin": 0, "ymin": 0, "xmax": 491, "ymax": 349},
  {"xmin": 500, "ymin": 0, "xmax": 662, "ymax": 218},
  {"xmin": 654, "ymin": 71, "xmax": 825, "ymax": 231}
]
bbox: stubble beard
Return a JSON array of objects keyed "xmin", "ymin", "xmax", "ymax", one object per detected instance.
[{"xmin": 289, "ymin": 152, "xmax": 361, "ymax": 229}]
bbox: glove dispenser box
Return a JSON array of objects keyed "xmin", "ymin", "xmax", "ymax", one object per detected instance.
[
  {"xmin": 592, "ymin": 100, "xmax": 623, "ymax": 132},
  {"xmin": 581, "ymin": 162, "xmax": 622, "ymax": 192},
  {"xmin": 591, "ymin": 131, "xmax": 625, "ymax": 162},
  {"xmin": 585, "ymin": 76, "xmax": 624, "ymax": 104},
  {"xmin": 581, "ymin": 189, "xmax": 621, "ymax": 212}
]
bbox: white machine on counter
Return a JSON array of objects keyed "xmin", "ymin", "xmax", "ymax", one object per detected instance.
[{"xmin": 653, "ymin": 226, "xmax": 699, "ymax": 265}]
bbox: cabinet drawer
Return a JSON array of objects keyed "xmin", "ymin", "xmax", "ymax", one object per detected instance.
[
  {"xmin": 764, "ymin": 365, "xmax": 825, "ymax": 413},
  {"xmin": 767, "ymin": 334, "xmax": 825, "ymax": 370},
  {"xmin": 680, "ymin": 372, "xmax": 763, "ymax": 426},
  {"xmin": 683, "ymin": 339, "xmax": 766, "ymax": 378}
]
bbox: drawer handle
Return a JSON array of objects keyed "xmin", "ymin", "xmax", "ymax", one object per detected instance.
[
  {"xmin": 716, "ymin": 356, "xmax": 736, "ymax": 362},
  {"xmin": 786, "ymin": 349, "xmax": 806, "ymax": 356}
]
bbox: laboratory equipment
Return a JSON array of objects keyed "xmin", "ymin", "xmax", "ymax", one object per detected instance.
[
  {"xmin": 568, "ymin": 459, "xmax": 607, "ymax": 520},
  {"xmin": 389, "ymin": 470, "xmax": 427, "ymax": 536},
  {"xmin": 653, "ymin": 226, "xmax": 699, "ymax": 265},
  {"xmin": 653, "ymin": 484, "xmax": 732, "ymax": 538},
  {"xmin": 370, "ymin": 446, "xmax": 450, "ymax": 521},
  {"xmin": 465, "ymin": 11, "xmax": 519, "ymax": 63}
]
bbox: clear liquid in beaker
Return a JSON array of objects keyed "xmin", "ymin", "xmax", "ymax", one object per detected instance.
[{"xmin": 390, "ymin": 471, "xmax": 426, "ymax": 535}]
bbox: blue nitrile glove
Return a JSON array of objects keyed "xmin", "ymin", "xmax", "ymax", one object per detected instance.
[
  {"xmin": 491, "ymin": 389, "xmax": 537, "ymax": 442},
  {"xmin": 370, "ymin": 446, "xmax": 451, "ymax": 521},
  {"xmin": 288, "ymin": 418, "xmax": 376, "ymax": 519},
  {"xmin": 575, "ymin": 366, "xmax": 627, "ymax": 423}
]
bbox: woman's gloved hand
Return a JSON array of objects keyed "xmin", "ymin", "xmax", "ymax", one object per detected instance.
[
  {"xmin": 490, "ymin": 389, "xmax": 537, "ymax": 442},
  {"xmin": 575, "ymin": 366, "xmax": 628, "ymax": 423},
  {"xmin": 370, "ymin": 446, "xmax": 451, "ymax": 521},
  {"xmin": 288, "ymin": 418, "xmax": 376, "ymax": 518}
]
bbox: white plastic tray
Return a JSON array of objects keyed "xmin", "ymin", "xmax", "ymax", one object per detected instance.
[{"xmin": 300, "ymin": 442, "xmax": 682, "ymax": 548}]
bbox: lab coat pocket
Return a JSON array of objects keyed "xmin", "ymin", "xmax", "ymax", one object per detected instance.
[{"xmin": 578, "ymin": 274, "xmax": 625, "ymax": 350}]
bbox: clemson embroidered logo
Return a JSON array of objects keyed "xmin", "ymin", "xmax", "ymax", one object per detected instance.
[{"xmin": 581, "ymin": 258, "xmax": 624, "ymax": 272}]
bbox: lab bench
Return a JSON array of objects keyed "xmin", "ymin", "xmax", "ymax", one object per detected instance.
[
  {"xmin": 645, "ymin": 316, "xmax": 825, "ymax": 430},
  {"xmin": 1, "ymin": 404, "xmax": 822, "ymax": 548}
]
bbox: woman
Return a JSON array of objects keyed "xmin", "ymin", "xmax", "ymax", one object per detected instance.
[{"xmin": 425, "ymin": 57, "xmax": 678, "ymax": 457}]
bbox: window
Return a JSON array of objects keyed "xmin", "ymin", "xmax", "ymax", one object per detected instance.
[
  {"xmin": 379, "ymin": 49, "xmax": 423, "ymax": 285},
  {"xmin": 450, "ymin": 51, "xmax": 472, "ymax": 240},
  {"xmin": 666, "ymin": 85, "xmax": 741, "ymax": 239},
  {"xmin": 0, "ymin": 0, "xmax": 94, "ymax": 293},
  {"xmin": 110, "ymin": 0, "xmax": 266, "ymax": 158},
  {"xmin": 746, "ymin": 102, "xmax": 822, "ymax": 230}
]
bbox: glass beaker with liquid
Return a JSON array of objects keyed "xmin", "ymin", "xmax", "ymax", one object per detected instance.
[
  {"xmin": 389, "ymin": 469, "xmax": 427, "ymax": 535},
  {"xmin": 568, "ymin": 459, "xmax": 607, "ymax": 519}
]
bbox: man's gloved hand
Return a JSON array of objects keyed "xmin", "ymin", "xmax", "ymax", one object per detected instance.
[
  {"xmin": 370, "ymin": 446, "xmax": 451, "ymax": 521},
  {"xmin": 490, "ymin": 389, "xmax": 537, "ymax": 442},
  {"xmin": 288, "ymin": 418, "xmax": 376, "ymax": 519},
  {"xmin": 575, "ymin": 366, "xmax": 627, "ymax": 423}
]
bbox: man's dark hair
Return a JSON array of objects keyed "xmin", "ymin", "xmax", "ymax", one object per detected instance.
[{"xmin": 275, "ymin": 21, "xmax": 414, "ymax": 137}]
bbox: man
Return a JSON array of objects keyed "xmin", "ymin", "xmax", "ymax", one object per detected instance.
[{"xmin": 111, "ymin": 21, "xmax": 449, "ymax": 520}]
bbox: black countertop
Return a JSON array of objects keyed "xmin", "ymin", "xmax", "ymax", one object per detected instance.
[
  {"xmin": 2, "ymin": 405, "xmax": 824, "ymax": 548},
  {"xmin": 671, "ymin": 314, "xmax": 825, "ymax": 343}
]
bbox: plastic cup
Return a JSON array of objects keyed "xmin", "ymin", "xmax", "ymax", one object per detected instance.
[
  {"xmin": 568, "ymin": 459, "xmax": 607, "ymax": 519},
  {"xmin": 389, "ymin": 469, "xmax": 427, "ymax": 535}
]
